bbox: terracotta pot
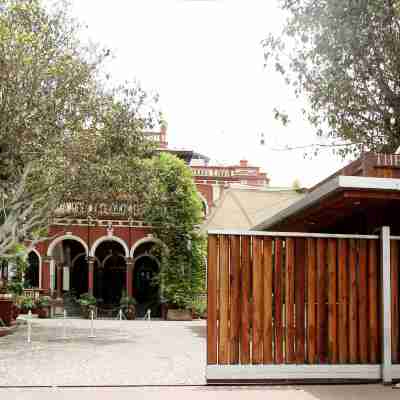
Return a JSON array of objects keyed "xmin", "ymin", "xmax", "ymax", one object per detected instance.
[
  {"xmin": 166, "ymin": 309, "xmax": 192, "ymax": 321},
  {"xmin": 38, "ymin": 306, "xmax": 50, "ymax": 319},
  {"xmin": 125, "ymin": 305, "xmax": 136, "ymax": 320}
]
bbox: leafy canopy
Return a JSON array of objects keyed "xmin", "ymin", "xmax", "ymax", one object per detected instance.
[
  {"xmin": 264, "ymin": 0, "xmax": 400, "ymax": 157},
  {"xmin": 144, "ymin": 153, "xmax": 206, "ymax": 309}
]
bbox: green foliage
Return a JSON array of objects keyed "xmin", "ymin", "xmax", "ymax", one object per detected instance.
[
  {"xmin": 77, "ymin": 292, "xmax": 96, "ymax": 307},
  {"xmin": 263, "ymin": 1, "xmax": 400, "ymax": 157},
  {"xmin": 0, "ymin": 0, "xmax": 159, "ymax": 257},
  {"xmin": 36, "ymin": 295, "xmax": 51, "ymax": 308},
  {"xmin": 20, "ymin": 296, "xmax": 35, "ymax": 311},
  {"xmin": 120, "ymin": 295, "xmax": 136, "ymax": 308},
  {"xmin": 144, "ymin": 153, "xmax": 206, "ymax": 310},
  {"xmin": 191, "ymin": 296, "xmax": 207, "ymax": 317},
  {"xmin": 6, "ymin": 280, "xmax": 24, "ymax": 297}
]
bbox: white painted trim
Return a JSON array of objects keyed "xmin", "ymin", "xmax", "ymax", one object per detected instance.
[
  {"xmin": 47, "ymin": 234, "xmax": 88, "ymax": 257},
  {"xmin": 90, "ymin": 235, "xmax": 129, "ymax": 257},
  {"xmin": 130, "ymin": 236, "xmax": 163, "ymax": 258},
  {"xmin": 206, "ymin": 365, "xmax": 381, "ymax": 381},
  {"xmin": 28, "ymin": 248, "xmax": 42, "ymax": 289},
  {"xmin": 381, "ymin": 226, "xmax": 392, "ymax": 384},
  {"xmin": 392, "ymin": 365, "xmax": 400, "ymax": 380},
  {"xmin": 208, "ymin": 229, "xmax": 379, "ymax": 240},
  {"xmin": 253, "ymin": 175, "xmax": 400, "ymax": 230}
]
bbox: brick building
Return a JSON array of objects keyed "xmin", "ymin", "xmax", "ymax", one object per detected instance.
[{"xmin": 12, "ymin": 128, "xmax": 268, "ymax": 316}]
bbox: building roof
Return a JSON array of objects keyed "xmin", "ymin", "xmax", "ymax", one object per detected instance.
[
  {"xmin": 203, "ymin": 185, "xmax": 305, "ymax": 231},
  {"xmin": 253, "ymin": 175, "xmax": 400, "ymax": 231}
]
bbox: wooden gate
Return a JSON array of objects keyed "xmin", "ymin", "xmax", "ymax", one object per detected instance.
[{"xmin": 207, "ymin": 228, "xmax": 400, "ymax": 383}]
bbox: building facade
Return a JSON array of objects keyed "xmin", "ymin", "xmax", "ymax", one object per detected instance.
[{"xmin": 12, "ymin": 128, "xmax": 269, "ymax": 316}]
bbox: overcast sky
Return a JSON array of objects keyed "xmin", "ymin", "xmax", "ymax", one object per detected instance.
[{"xmin": 69, "ymin": 0, "xmax": 349, "ymax": 187}]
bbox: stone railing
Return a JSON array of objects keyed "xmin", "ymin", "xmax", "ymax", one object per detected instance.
[{"xmin": 54, "ymin": 199, "xmax": 143, "ymax": 219}]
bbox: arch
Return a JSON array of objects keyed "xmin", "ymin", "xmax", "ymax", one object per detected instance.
[
  {"xmin": 26, "ymin": 249, "xmax": 41, "ymax": 288},
  {"xmin": 197, "ymin": 192, "xmax": 209, "ymax": 216},
  {"xmin": 90, "ymin": 235, "xmax": 129, "ymax": 258},
  {"xmin": 102, "ymin": 252, "xmax": 125, "ymax": 269},
  {"xmin": 133, "ymin": 253, "xmax": 160, "ymax": 268},
  {"xmin": 130, "ymin": 236, "xmax": 164, "ymax": 258},
  {"xmin": 47, "ymin": 234, "xmax": 88, "ymax": 257},
  {"xmin": 71, "ymin": 253, "xmax": 100, "ymax": 269}
]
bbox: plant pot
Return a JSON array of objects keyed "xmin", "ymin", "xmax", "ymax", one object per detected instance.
[
  {"xmin": 166, "ymin": 309, "xmax": 192, "ymax": 321},
  {"xmin": 81, "ymin": 305, "xmax": 97, "ymax": 319},
  {"xmin": 125, "ymin": 305, "xmax": 136, "ymax": 320},
  {"xmin": 38, "ymin": 306, "xmax": 50, "ymax": 319}
]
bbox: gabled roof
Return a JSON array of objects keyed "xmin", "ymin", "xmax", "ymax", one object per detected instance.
[{"xmin": 203, "ymin": 186, "xmax": 304, "ymax": 231}]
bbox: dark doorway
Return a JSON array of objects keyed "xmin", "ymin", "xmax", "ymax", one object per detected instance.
[
  {"xmin": 94, "ymin": 241, "xmax": 126, "ymax": 306},
  {"xmin": 133, "ymin": 255, "xmax": 160, "ymax": 317},
  {"xmin": 25, "ymin": 252, "xmax": 40, "ymax": 288}
]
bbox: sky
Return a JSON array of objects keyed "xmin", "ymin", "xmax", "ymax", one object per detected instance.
[{"xmin": 69, "ymin": 0, "xmax": 349, "ymax": 187}]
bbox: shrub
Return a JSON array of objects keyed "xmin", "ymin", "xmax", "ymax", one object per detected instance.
[{"xmin": 77, "ymin": 293, "xmax": 96, "ymax": 307}]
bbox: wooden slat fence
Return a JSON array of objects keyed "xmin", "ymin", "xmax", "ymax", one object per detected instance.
[{"xmin": 207, "ymin": 230, "xmax": 400, "ymax": 383}]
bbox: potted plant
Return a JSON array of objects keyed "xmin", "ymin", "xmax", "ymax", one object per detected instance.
[
  {"xmin": 166, "ymin": 291, "xmax": 193, "ymax": 321},
  {"xmin": 19, "ymin": 296, "xmax": 35, "ymax": 314},
  {"xmin": 191, "ymin": 296, "xmax": 207, "ymax": 319},
  {"xmin": 77, "ymin": 293, "xmax": 97, "ymax": 319},
  {"xmin": 36, "ymin": 296, "xmax": 51, "ymax": 318},
  {"xmin": 120, "ymin": 296, "xmax": 136, "ymax": 320}
]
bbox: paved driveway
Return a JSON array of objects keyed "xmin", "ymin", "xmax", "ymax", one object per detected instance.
[{"xmin": 0, "ymin": 318, "xmax": 206, "ymax": 386}]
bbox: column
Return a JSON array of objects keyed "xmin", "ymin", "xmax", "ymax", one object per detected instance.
[
  {"xmin": 125, "ymin": 257, "xmax": 134, "ymax": 297},
  {"xmin": 56, "ymin": 264, "xmax": 63, "ymax": 299},
  {"xmin": 88, "ymin": 257, "xmax": 95, "ymax": 296},
  {"xmin": 41, "ymin": 257, "xmax": 52, "ymax": 294}
]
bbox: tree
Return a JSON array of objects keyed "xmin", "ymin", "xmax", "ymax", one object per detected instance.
[
  {"xmin": 0, "ymin": 0, "xmax": 158, "ymax": 257},
  {"xmin": 263, "ymin": 0, "xmax": 400, "ymax": 157},
  {"xmin": 144, "ymin": 153, "xmax": 206, "ymax": 310}
]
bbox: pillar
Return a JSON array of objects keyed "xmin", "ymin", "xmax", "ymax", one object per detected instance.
[
  {"xmin": 56, "ymin": 264, "xmax": 63, "ymax": 299},
  {"xmin": 126, "ymin": 257, "xmax": 134, "ymax": 297},
  {"xmin": 41, "ymin": 257, "xmax": 52, "ymax": 294},
  {"xmin": 88, "ymin": 257, "xmax": 95, "ymax": 296}
]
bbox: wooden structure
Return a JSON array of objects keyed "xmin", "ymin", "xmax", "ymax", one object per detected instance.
[
  {"xmin": 253, "ymin": 153, "xmax": 400, "ymax": 234},
  {"xmin": 207, "ymin": 228, "xmax": 400, "ymax": 384}
]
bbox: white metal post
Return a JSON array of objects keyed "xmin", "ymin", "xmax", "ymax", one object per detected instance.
[
  {"xmin": 381, "ymin": 226, "xmax": 392, "ymax": 384},
  {"xmin": 88, "ymin": 309, "xmax": 96, "ymax": 338},
  {"xmin": 27, "ymin": 310, "xmax": 32, "ymax": 344}
]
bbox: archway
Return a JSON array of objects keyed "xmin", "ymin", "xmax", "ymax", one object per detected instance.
[
  {"xmin": 52, "ymin": 239, "xmax": 88, "ymax": 297},
  {"xmin": 94, "ymin": 240, "xmax": 126, "ymax": 306},
  {"xmin": 25, "ymin": 251, "xmax": 40, "ymax": 288},
  {"xmin": 132, "ymin": 240, "xmax": 161, "ymax": 317}
]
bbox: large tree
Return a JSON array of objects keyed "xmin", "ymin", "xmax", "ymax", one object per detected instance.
[
  {"xmin": 0, "ymin": 0, "xmax": 158, "ymax": 257},
  {"xmin": 264, "ymin": 0, "xmax": 400, "ymax": 157},
  {"xmin": 144, "ymin": 153, "xmax": 206, "ymax": 310}
]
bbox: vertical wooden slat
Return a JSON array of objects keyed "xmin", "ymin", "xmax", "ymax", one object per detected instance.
[
  {"xmin": 328, "ymin": 239, "xmax": 338, "ymax": 364},
  {"xmin": 317, "ymin": 238, "xmax": 327, "ymax": 363},
  {"xmin": 218, "ymin": 235, "xmax": 230, "ymax": 364},
  {"xmin": 307, "ymin": 238, "xmax": 317, "ymax": 364},
  {"xmin": 252, "ymin": 237, "xmax": 264, "ymax": 364},
  {"xmin": 207, "ymin": 235, "xmax": 218, "ymax": 364},
  {"xmin": 240, "ymin": 235, "xmax": 251, "ymax": 364},
  {"xmin": 358, "ymin": 239, "xmax": 368, "ymax": 364},
  {"xmin": 285, "ymin": 238, "xmax": 295, "ymax": 363},
  {"xmin": 391, "ymin": 240, "xmax": 399, "ymax": 364},
  {"xmin": 295, "ymin": 238, "xmax": 306, "ymax": 364},
  {"xmin": 229, "ymin": 235, "xmax": 241, "ymax": 364},
  {"xmin": 368, "ymin": 240, "xmax": 379, "ymax": 363},
  {"xmin": 349, "ymin": 239, "xmax": 358, "ymax": 363},
  {"xmin": 263, "ymin": 238, "xmax": 273, "ymax": 363},
  {"xmin": 274, "ymin": 238, "xmax": 284, "ymax": 363},
  {"xmin": 338, "ymin": 239, "xmax": 348, "ymax": 364}
]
